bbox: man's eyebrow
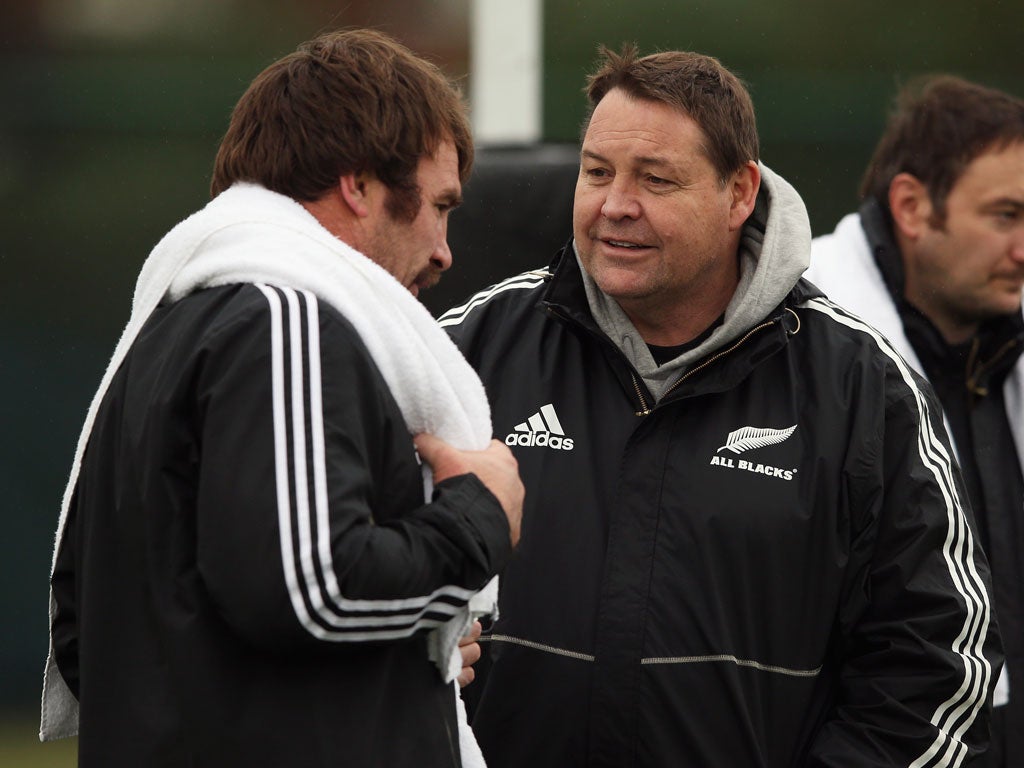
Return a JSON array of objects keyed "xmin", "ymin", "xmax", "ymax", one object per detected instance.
[
  {"xmin": 440, "ymin": 191, "xmax": 463, "ymax": 209},
  {"xmin": 581, "ymin": 149, "xmax": 676, "ymax": 169},
  {"xmin": 985, "ymin": 197, "xmax": 1024, "ymax": 208},
  {"xmin": 634, "ymin": 156, "xmax": 677, "ymax": 170}
]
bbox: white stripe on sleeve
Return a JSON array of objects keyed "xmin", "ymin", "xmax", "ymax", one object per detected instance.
[
  {"xmin": 256, "ymin": 284, "xmax": 480, "ymax": 642},
  {"xmin": 805, "ymin": 298, "xmax": 991, "ymax": 768}
]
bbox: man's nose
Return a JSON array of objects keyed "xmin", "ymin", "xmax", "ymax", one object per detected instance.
[
  {"xmin": 1009, "ymin": 225, "xmax": 1024, "ymax": 264},
  {"xmin": 431, "ymin": 235, "xmax": 453, "ymax": 272},
  {"xmin": 600, "ymin": 179, "xmax": 642, "ymax": 220}
]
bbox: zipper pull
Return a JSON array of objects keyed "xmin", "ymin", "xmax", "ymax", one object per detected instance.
[{"xmin": 629, "ymin": 371, "xmax": 652, "ymax": 416}]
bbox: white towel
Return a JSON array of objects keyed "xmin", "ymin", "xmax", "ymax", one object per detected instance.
[{"xmin": 41, "ymin": 182, "xmax": 498, "ymax": 766}]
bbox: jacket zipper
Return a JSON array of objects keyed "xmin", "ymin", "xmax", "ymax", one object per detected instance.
[
  {"xmin": 548, "ymin": 303, "xmax": 796, "ymax": 418},
  {"xmin": 632, "ymin": 376, "xmax": 652, "ymax": 416},
  {"xmin": 965, "ymin": 335, "xmax": 1020, "ymax": 399},
  {"xmin": 546, "ymin": 304, "xmax": 659, "ymax": 416},
  {"xmin": 632, "ymin": 312, "xmax": 793, "ymax": 416}
]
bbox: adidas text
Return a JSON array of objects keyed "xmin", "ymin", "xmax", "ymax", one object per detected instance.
[
  {"xmin": 505, "ymin": 432, "xmax": 575, "ymax": 451},
  {"xmin": 506, "ymin": 403, "xmax": 575, "ymax": 451}
]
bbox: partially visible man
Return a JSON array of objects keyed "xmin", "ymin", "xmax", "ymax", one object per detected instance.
[
  {"xmin": 807, "ymin": 75, "xmax": 1024, "ymax": 767},
  {"xmin": 442, "ymin": 46, "xmax": 1001, "ymax": 766},
  {"xmin": 40, "ymin": 28, "xmax": 523, "ymax": 767}
]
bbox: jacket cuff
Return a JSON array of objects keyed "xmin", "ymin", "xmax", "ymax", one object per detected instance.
[{"xmin": 434, "ymin": 473, "xmax": 513, "ymax": 577}]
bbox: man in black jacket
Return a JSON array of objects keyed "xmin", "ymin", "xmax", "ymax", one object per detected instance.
[
  {"xmin": 807, "ymin": 75, "xmax": 1024, "ymax": 768},
  {"xmin": 442, "ymin": 46, "xmax": 1001, "ymax": 766},
  {"xmin": 41, "ymin": 28, "xmax": 523, "ymax": 767}
]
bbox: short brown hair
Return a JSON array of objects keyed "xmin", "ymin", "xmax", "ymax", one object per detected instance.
[
  {"xmin": 210, "ymin": 28, "xmax": 473, "ymax": 221},
  {"xmin": 582, "ymin": 44, "xmax": 759, "ymax": 182},
  {"xmin": 860, "ymin": 75, "xmax": 1024, "ymax": 222}
]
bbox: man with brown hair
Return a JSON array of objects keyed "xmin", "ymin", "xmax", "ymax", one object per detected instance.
[
  {"xmin": 40, "ymin": 28, "xmax": 522, "ymax": 767},
  {"xmin": 808, "ymin": 75, "xmax": 1024, "ymax": 768},
  {"xmin": 442, "ymin": 46, "xmax": 1000, "ymax": 766}
]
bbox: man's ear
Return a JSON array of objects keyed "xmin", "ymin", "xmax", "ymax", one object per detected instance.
[
  {"xmin": 339, "ymin": 172, "xmax": 372, "ymax": 218},
  {"xmin": 728, "ymin": 161, "xmax": 760, "ymax": 231},
  {"xmin": 888, "ymin": 173, "xmax": 933, "ymax": 240}
]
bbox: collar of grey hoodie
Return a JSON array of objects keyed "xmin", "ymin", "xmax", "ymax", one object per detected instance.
[{"xmin": 578, "ymin": 162, "xmax": 811, "ymax": 402}]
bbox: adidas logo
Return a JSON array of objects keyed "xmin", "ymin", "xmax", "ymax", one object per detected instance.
[
  {"xmin": 504, "ymin": 403, "xmax": 575, "ymax": 451},
  {"xmin": 709, "ymin": 425, "xmax": 797, "ymax": 481}
]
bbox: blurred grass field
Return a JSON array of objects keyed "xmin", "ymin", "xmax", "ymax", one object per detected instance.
[{"xmin": 0, "ymin": 718, "xmax": 77, "ymax": 767}]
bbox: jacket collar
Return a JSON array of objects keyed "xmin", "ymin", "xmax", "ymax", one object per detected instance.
[{"xmin": 539, "ymin": 238, "xmax": 798, "ymax": 404}]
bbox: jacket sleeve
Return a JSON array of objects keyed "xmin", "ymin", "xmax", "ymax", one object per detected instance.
[
  {"xmin": 807, "ymin": 364, "xmax": 1003, "ymax": 767},
  {"xmin": 191, "ymin": 285, "xmax": 512, "ymax": 649}
]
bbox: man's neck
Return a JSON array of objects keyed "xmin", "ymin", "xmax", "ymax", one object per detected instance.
[
  {"xmin": 903, "ymin": 298, "xmax": 979, "ymax": 346},
  {"xmin": 617, "ymin": 264, "xmax": 738, "ymax": 347},
  {"xmin": 301, "ymin": 195, "xmax": 360, "ymax": 249},
  {"xmin": 621, "ymin": 295, "xmax": 731, "ymax": 346}
]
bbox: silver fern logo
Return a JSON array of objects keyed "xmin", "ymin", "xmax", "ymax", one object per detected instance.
[
  {"xmin": 716, "ymin": 425, "xmax": 797, "ymax": 455},
  {"xmin": 710, "ymin": 425, "xmax": 798, "ymax": 481}
]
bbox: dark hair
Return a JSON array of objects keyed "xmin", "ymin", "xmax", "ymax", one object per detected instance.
[
  {"xmin": 582, "ymin": 44, "xmax": 759, "ymax": 182},
  {"xmin": 861, "ymin": 75, "xmax": 1024, "ymax": 222},
  {"xmin": 210, "ymin": 28, "xmax": 473, "ymax": 221}
]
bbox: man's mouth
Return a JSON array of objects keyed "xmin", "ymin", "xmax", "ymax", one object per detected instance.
[
  {"xmin": 602, "ymin": 238, "xmax": 648, "ymax": 249},
  {"xmin": 993, "ymin": 272, "xmax": 1024, "ymax": 288}
]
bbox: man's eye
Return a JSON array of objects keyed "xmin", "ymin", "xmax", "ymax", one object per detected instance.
[{"xmin": 991, "ymin": 209, "xmax": 1022, "ymax": 226}]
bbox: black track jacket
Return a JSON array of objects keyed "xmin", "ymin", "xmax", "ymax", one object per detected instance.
[
  {"xmin": 50, "ymin": 283, "xmax": 511, "ymax": 767},
  {"xmin": 441, "ymin": 167, "xmax": 1001, "ymax": 767}
]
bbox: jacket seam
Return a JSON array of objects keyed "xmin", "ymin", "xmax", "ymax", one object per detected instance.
[{"xmin": 481, "ymin": 635, "xmax": 824, "ymax": 678}]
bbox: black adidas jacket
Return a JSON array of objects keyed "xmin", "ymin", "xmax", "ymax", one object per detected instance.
[
  {"xmin": 441, "ymin": 168, "xmax": 1000, "ymax": 767},
  {"xmin": 807, "ymin": 202, "xmax": 1024, "ymax": 768},
  {"xmin": 50, "ymin": 283, "xmax": 511, "ymax": 767}
]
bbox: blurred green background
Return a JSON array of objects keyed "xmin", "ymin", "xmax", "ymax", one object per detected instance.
[{"xmin": 2, "ymin": 1, "xmax": 1021, "ymax": 763}]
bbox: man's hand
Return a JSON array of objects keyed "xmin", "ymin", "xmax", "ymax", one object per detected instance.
[
  {"xmin": 457, "ymin": 620, "xmax": 483, "ymax": 688},
  {"xmin": 413, "ymin": 434, "xmax": 523, "ymax": 547}
]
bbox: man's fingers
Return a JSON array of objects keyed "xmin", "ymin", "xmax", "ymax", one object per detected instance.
[
  {"xmin": 413, "ymin": 432, "xmax": 443, "ymax": 464},
  {"xmin": 459, "ymin": 640, "xmax": 482, "ymax": 668},
  {"xmin": 457, "ymin": 621, "xmax": 483, "ymax": 688},
  {"xmin": 459, "ymin": 620, "xmax": 483, "ymax": 646},
  {"xmin": 413, "ymin": 433, "xmax": 465, "ymax": 482}
]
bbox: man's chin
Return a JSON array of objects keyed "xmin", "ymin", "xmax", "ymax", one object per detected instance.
[
  {"xmin": 971, "ymin": 293, "xmax": 1024, "ymax": 321},
  {"xmin": 589, "ymin": 267, "xmax": 654, "ymax": 303},
  {"xmin": 998, "ymin": 298, "xmax": 1024, "ymax": 317},
  {"xmin": 410, "ymin": 272, "xmax": 442, "ymax": 298},
  {"xmin": 991, "ymin": 284, "xmax": 1024, "ymax": 314}
]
